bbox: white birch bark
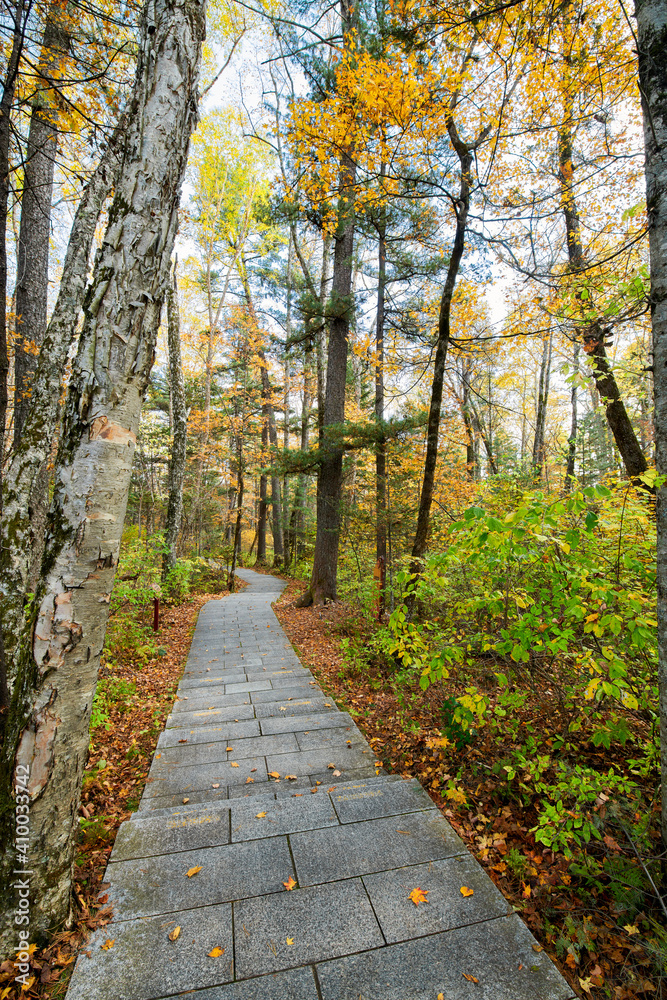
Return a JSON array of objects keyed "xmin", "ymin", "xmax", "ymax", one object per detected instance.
[
  {"xmin": 163, "ymin": 262, "xmax": 188, "ymax": 580},
  {"xmin": 0, "ymin": 0, "xmax": 205, "ymax": 950}
]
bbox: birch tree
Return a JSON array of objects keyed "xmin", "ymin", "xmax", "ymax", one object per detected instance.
[{"xmin": 0, "ymin": 0, "xmax": 205, "ymax": 950}]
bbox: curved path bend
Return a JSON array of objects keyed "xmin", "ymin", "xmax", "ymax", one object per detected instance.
[{"xmin": 67, "ymin": 569, "xmax": 573, "ymax": 1000}]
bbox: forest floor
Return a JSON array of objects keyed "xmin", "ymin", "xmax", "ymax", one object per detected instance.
[
  {"xmin": 0, "ymin": 589, "xmax": 230, "ymax": 1000},
  {"xmin": 272, "ymin": 575, "xmax": 664, "ymax": 1000}
]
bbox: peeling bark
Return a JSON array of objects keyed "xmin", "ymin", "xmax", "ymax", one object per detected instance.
[{"xmin": 0, "ymin": 0, "xmax": 205, "ymax": 951}]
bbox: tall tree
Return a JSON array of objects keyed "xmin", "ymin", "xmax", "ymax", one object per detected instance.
[
  {"xmin": 635, "ymin": 0, "xmax": 667, "ymax": 844},
  {"xmin": 0, "ymin": 0, "xmax": 205, "ymax": 950},
  {"xmin": 162, "ymin": 262, "xmax": 188, "ymax": 582}
]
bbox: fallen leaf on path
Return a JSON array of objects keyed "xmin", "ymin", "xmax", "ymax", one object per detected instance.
[
  {"xmin": 332, "ymin": 770, "xmax": 341, "ymax": 776},
  {"xmin": 460, "ymin": 886, "xmax": 474, "ymax": 897},
  {"xmin": 532, "ymin": 943, "xmax": 543, "ymax": 952},
  {"xmin": 285, "ymin": 774, "xmax": 297, "ymax": 780},
  {"xmin": 226, "ymin": 747, "xmax": 234, "ymax": 752},
  {"xmin": 256, "ymin": 812, "xmax": 267, "ymax": 818},
  {"xmin": 283, "ymin": 877, "xmax": 297, "ymax": 891},
  {"xmin": 212, "ymin": 783, "xmax": 220, "ymax": 788},
  {"xmin": 251, "ymin": 767, "xmax": 257, "ymax": 772},
  {"xmin": 269, "ymin": 771, "xmax": 281, "ymax": 778},
  {"xmin": 462, "ymin": 972, "xmax": 478, "ymax": 983},
  {"xmin": 168, "ymin": 927, "xmax": 181, "ymax": 942},
  {"xmin": 409, "ymin": 887, "xmax": 428, "ymax": 906},
  {"xmin": 286, "ymin": 937, "xmax": 294, "ymax": 945},
  {"xmin": 182, "ymin": 798, "xmax": 190, "ymax": 804},
  {"xmin": 208, "ymin": 947, "xmax": 224, "ymax": 957},
  {"xmin": 327, "ymin": 763, "xmax": 336, "ymax": 769},
  {"xmin": 186, "ymin": 866, "xmax": 202, "ymax": 878},
  {"xmin": 231, "ymin": 762, "xmax": 239, "ymax": 768},
  {"xmin": 178, "ymin": 739, "xmax": 188, "ymax": 743},
  {"xmin": 246, "ymin": 777, "xmax": 254, "ymax": 783},
  {"xmin": 100, "ymin": 940, "xmax": 114, "ymax": 951}
]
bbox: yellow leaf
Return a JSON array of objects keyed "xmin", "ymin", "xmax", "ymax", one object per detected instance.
[
  {"xmin": 269, "ymin": 771, "xmax": 281, "ymax": 779},
  {"xmin": 231, "ymin": 762, "xmax": 239, "ymax": 767},
  {"xmin": 256, "ymin": 812, "xmax": 267, "ymax": 818},
  {"xmin": 186, "ymin": 866, "xmax": 202, "ymax": 877},
  {"xmin": 623, "ymin": 924, "xmax": 640, "ymax": 935},
  {"xmin": 438, "ymin": 995, "xmax": 444, "ymax": 1000},
  {"xmin": 246, "ymin": 777, "xmax": 254, "ymax": 783},
  {"xmin": 19, "ymin": 976, "xmax": 34, "ymax": 992},
  {"xmin": 286, "ymin": 937, "xmax": 294, "ymax": 945},
  {"xmin": 460, "ymin": 886, "xmax": 474, "ymax": 897},
  {"xmin": 462, "ymin": 972, "xmax": 478, "ymax": 983},
  {"xmin": 2, "ymin": 986, "xmax": 13, "ymax": 999},
  {"xmin": 408, "ymin": 887, "xmax": 429, "ymax": 906},
  {"xmin": 532, "ymin": 943, "xmax": 543, "ymax": 952},
  {"xmin": 285, "ymin": 774, "xmax": 298, "ymax": 780},
  {"xmin": 226, "ymin": 746, "xmax": 233, "ymax": 751},
  {"xmin": 208, "ymin": 946, "xmax": 224, "ymax": 957},
  {"xmin": 182, "ymin": 797, "xmax": 190, "ymax": 804},
  {"xmin": 168, "ymin": 926, "xmax": 181, "ymax": 942},
  {"xmin": 101, "ymin": 939, "xmax": 114, "ymax": 950},
  {"xmin": 283, "ymin": 876, "xmax": 297, "ymax": 890}
]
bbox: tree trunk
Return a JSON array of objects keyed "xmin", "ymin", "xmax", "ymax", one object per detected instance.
[
  {"xmin": 256, "ymin": 424, "xmax": 268, "ymax": 565},
  {"xmin": 375, "ymin": 209, "xmax": 387, "ymax": 604},
  {"xmin": 636, "ymin": 0, "xmax": 667, "ymax": 846},
  {"xmin": 300, "ymin": 148, "xmax": 356, "ymax": 606},
  {"xmin": 532, "ymin": 331, "xmax": 553, "ymax": 481},
  {"xmin": 412, "ymin": 114, "xmax": 478, "ymax": 565},
  {"xmin": 316, "ymin": 234, "xmax": 331, "ymax": 446},
  {"xmin": 0, "ymin": 0, "xmax": 205, "ymax": 951},
  {"xmin": 162, "ymin": 262, "xmax": 187, "ymax": 582},
  {"xmin": 559, "ymin": 122, "xmax": 649, "ymax": 482},
  {"xmin": 564, "ymin": 340, "xmax": 579, "ymax": 490},
  {"xmin": 0, "ymin": 120, "xmax": 125, "ymax": 712},
  {"xmin": 13, "ymin": 6, "xmax": 69, "ymax": 445},
  {"xmin": 584, "ymin": 324, "xmax": 649, "ymax": 479}
]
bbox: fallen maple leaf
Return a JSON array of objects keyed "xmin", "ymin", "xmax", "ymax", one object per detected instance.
[
  {"xmin": 231, "ymin": 762, "xmax": 239, "ymax": 768},
  {"xmin": 285, "ymin": 774, "xmax": 298, "ymax": 780},
  {"xmin": 269, "ymin": 771, "xmax": 281, "ymax": 778},
  {"xmin": 186, "ymin": 866, "xmax": 202, "ymax": 878},
  {"xmin": 579, "ymin": 977, "xmax": 593, "ymax": 994},
  {"xmin": 283, "ymin": 877, "xmax": 297, "ymax": 891},
  {"xmin": 462, "ymin": 973, "xmax": 478, "ymax": 983},
  {"xmin": 460, "ymin": 886, "xmax": 474, "ymax": 897},
  {"xmin": 246, "ymin": 777, "xmax": 254, "ymax": 783},
  {"xmin": 256, "ymin": 812, "xmax": 267, "ymax": 818},
  {"xmin": 100, "ymin": 939, "xmax": 114, "ymax": 951},
  {"xmin": 286, "ymin": 937, "xmax": 294, "ymax": 945},
  {"xmin": 531, "ymin": 943, "xmax": 543, "ymax": 953},
  {"xmin": 327, "ymin": 763, "xmax": 336, "ymax": 769},
  {"xmin": 182, "ymin": 797, "xmax": 190, "ymax": 804},
  {"xmin": 521, "ymin": 882, "xmax": 531, "ymax": 898},
  {"xmin": 168, "ymin": 927, "xmax": 181, "ymax": 942},
  {"xmin": 565, "ymin": 953, "xmax": 577, "ymax": 969},
  {"xmin": 208, "ymin": 947, "xmax": 224, "ymax": 957},
  {"xmin": 408, "ymin": 887, "xmax": 428, "ymax": 906},
  {"xmin": 624, "ymin": 924, "xmax": 640, "ymax": 935}
]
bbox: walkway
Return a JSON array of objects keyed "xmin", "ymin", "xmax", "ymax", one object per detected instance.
[{"xmin": 67, "ymin": 569, "xmax": 574, "ymax": 1000}]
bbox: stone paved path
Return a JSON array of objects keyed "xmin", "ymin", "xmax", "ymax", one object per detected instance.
[{"xmin": 67, "ymin": 569, "xmax": 574, "ymax": 1000}]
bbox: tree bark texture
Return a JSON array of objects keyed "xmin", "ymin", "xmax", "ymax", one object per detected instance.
[
  {"xmin": 304, "ymin": 150, "xmax": 355, "ymax": 606},
  {"xmin": 162, "ymin": 263, "xmax": 187, "ymax": 582},
  {"xmin": 0, "ymin": 0, "xmax": 205, "ymax": 951},
  {"xmin": 375, "ymin": 211, "xmax": 387, "ymax": 581},
  {"xmin": 564, "ymin": 340, "xmax": 579, "ymax": 490},
  {"xmin": 636, "ymin": 0, "xmax": 667, "ymax": 842},
  {"xmin": 0, "ymin": 121, "xmax": 125, "ymax": 703},
  {"xmin": 13, "ymin": 6, "xmax": 69, "ymax": 446}
]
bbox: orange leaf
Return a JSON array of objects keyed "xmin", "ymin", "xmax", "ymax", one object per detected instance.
[
  {"xmin": 462, "ymin": 973, "xmax": 479, "ymax": 983},
  {"xmin": 283, "ymin": 876, "xmax": 297, "ymax": 891},
  {"xmin": 246, "ymin": 777, "xmax": 254, "ymax": 783},
  {"xmin": 207, "ymin": 946, "xmax": 224, "ymax": 957},
  {"xmin": 408, "ymin": 887, "xmax": 429, "ymax": 906},
  {"xmin": 256, "ymin": 812, "xmax": 267, "ymax": 818},
  {"xmin": 186, "ymin": 866, "xmax": 202, "ymax": 878},
  {"xmin": 231, "ymin": 762, "xmax": 239, "ymax": 768},
  {"xmin": 168, "ymin": 927, "xmax": 181, "ymax": 942},
  {"xmin": 460, "ymin": 886, "xmax": 474, "ymax": 897},
  {"xmin": 100, "ymin": 939, "xmax": 114, "ymax": 951},
  {"xmin": 269, "ymin": 771, "xmax": 281, "ymax": 779},
  {"xmin": 565, "ymin": 953, "xmax": 577, "ymax": 969}
]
